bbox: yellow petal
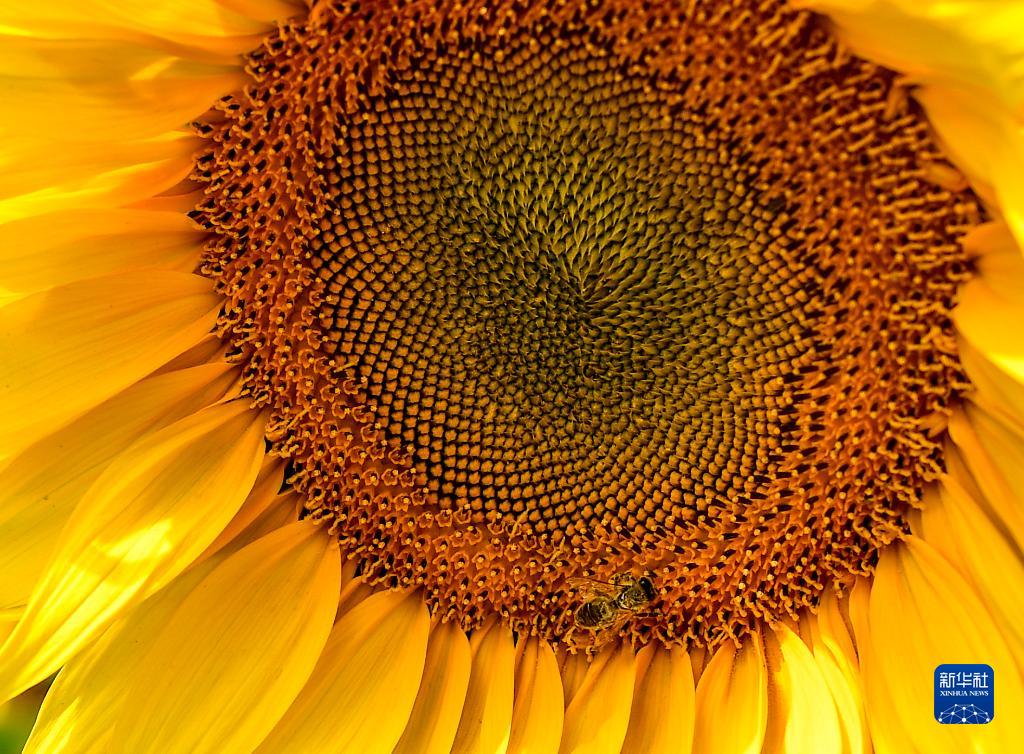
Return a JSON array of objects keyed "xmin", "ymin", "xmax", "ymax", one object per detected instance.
[
  {"xmin": 958, "ymin": 338, "xmax": 1024, "ymax": 438},
  {"xmin": 689, "ymin": 645, "xmax": 708, "ymax": 681},
  {"xmin": 215, "ymin": 0, "xmax": 305, "ymax": 25},
  {"xmin": 335, "ymin": 568, "xmax": 375, "ymax": 618},
  {"xmin": 918, "ymin": 475, "xmax": 1024, "ymax": 655},
  {"xmin": 0, "ymin": 1, "xmax": 278, "ymax": 53},
  {"xmin": 0, "ymin": 38, "xmax": 245, "ymax": 143},
  {"xmin": 195, "ymin": 457, "xmax": 287, "ymax": 562},
  {"xmin": 913, "ymin": 83, "xmax": 1024, "ymax": 253},
  {"xmin": 507, "ymin": 637, "xmax": 564, "ymax": 754},
  {"xmin": 0, "ymin": 400, "xmax": 266, "ymax": 701},
  {"xmin": 557, "ymin": 650, "xmax": 591, "ymax": 706},
  {"xmin": 393, "ymin": 620, "xmax": 472, "ymax": 754},
  {"xmin": 0, "ymin": 135, "xmax": 198, "ymax": 217},
  {"xmin": 148, "ymin": 334, "xmax": 225, "ymax": 376},
  {"xmin": 808, "ymin": 650, "xmax": 866, "ymax": 754},
  {"xmin": 130, "ymin": 185, "xmax": 205, "ymax": 214},
  {"xmin": 694, "ymin": 634, "xmax": 768, "ymax": 754},
  {"xmin": 22, "ymin": 485, "xmax": 302, "ymax": 754},
  {"xmin": 0, "ymin": 209, "xmax": 202, "ymax": 293},
  {"xmin": 558, "ymin": 645, "xmax": 636, "ymax": 754},
  {"xmin": 805, "ymin": 590, "xmax": 869, "ymax": 754},
  {"xmin": 954, "ymin": 254, "xmax": 1024, "ymax": 388},
  {"xmin": 762, "ymin": 624, "xmax": 842, "ymax": 754},
  {"xmin": 0, "ymin": 271, "xmax": 220, "ymax": 452},
  {"xmin": 621, "ymin": 645, "xmax": 695, "ymax": 754},
  {"xmin": 451, "ymin": 620, "xmax": 515, "ymax": 754},
  {"xmin": 0, "ymin": 361, "xmax": 235, "ymax": 615},
  {"xmin": 955, "ymin": 221, "xmax": 1024, "ymax": 422},
  {"xmin": 107, "ymin": 521, "xmax": 339, "ymax": 754},
  {"xmin": 798, "ymin": 0, "xmax": 1024, "ymax": 112},
  {"xmin": 964, "ymin": 221, "xmax": 1024, "ymax": 299},
  {"xmin": 867, "ymin": 538, "xmax": 1023, "ymax": 754},
  {"xmin": 23, "ymin": 561, "xmax": 218, "ymax": 754},
  {"xmin": 255, "ymin": 590, "xmax": 428, "ymax": 754},
  {"xmin": 948, "ymin": 405, "xmax": 1024, "ymax": 552},
  {"xmin": 813, "ymin": 589, "xmax": 858, "ymax": 671},
  {"xmin": 0, "ymin": 143, "xmax": 198, "ymax": 224},
  {"xmin": 847, "ymin": 577, "xmax": 916, "ymax": 754},
  {"xmin": 0, "ymin": 290, "xmax": 26, "ymax": 310}
]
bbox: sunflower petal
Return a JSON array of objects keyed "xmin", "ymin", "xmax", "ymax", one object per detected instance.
[
  {"xmin": 215, "ymin": 0, "xmax": 305, "ymax": 25},
  {"xmin": 866, "ymin": 538, "xmax": 1023, "ymax": 753},
  {"xmin": 557, "ymin": 650, "xmax": 591, "ymax": 707},
  {"xmin": 918, "ymin": 475, "xmax": 1024, "ymax": 654},
  {"xmin": 694, "ymin": 634, "xmax": 768, "ymax": 754},
  {"xmin": 847, "ymin": 577, "xmax": 916, "ymax": 754},
  {"xmin": 0, "ymin": 209, "xmax": 203, "ymax": 293},
  {"xmin": 689, "ymin": 645, "xmax": 708, "ymax": 680},
  {"xmin": 621, "ymin": 645, "xmax": 695, "ymax": 754},
  {"xmin": 506, "ymin": 637, "xmax": 563, "ymax": 754},
  {"xmin": 808, "ymin": 649, "xmax": 867, "ymax": 754},
  {"xmin": 954, "ymin": 256, "xmax": 1024, "ymax": 389},
  {"xmin": 149, "ymin": 334, "xmax": 225, "ymax": 375},
  {"xmin": 958, "ymin": 339, "xmax": 1024, "ymax": 437},
  {"xmin": 0, "ymin": 361, "xmax": 235, "ymax": 615},
  {"xmin": 0, "ymin": 1, "xmax": 277, "ymax": 52},
  {"xmin": 0, "ymin": 400, "xmax": 265, "ymax": 701},
  {"xmin": 393, "ymin": 620, "xmax": 473, "ymax": 754},
  {"xmin": 0, "ymin": 143, "xmax": 199, "ymax": 224},
  {"xmin": 813, "ymin": 589, "xmax": 858, "ymax": 670},
  {"xmin": 913, "ymin": 83, "xmax": 1024, "ymax": 252},
  {"xmin": 0, "ymin": 136, "xmax": 197, "ymax": 214},
  {"xmin": 558, "ymin": 645, "xmax": 636, "ymax": 754},
  {"xmin": 806, "ymin": 589, "xmax": 869, "ymax": 754},
  {"xmin": 762, "ymin": 624, "xmax": 843, "ymax": 754},
  {"xmin": 948, "ymin": 405, "xmax": 1024, "ymax": 551},
  {"xmin": 451, "ymin": 620, "xmax": 515, "ymax": 754},
  {"xmin": 254, "ymin": 590, "xmax": 429, "ymax": 754},
  {"xmin": 964, "ymin": 221, "xmax": 1024, "ymax": 299},
  {"xmin": 195, "ymin": 457, "xmax": 287, "ymax": 561},
  {"xmin": 22, "ymin": 562, "xmax": 217, "ymax": 754},
  {"xmin": 335, "ymin": 569, "xmax": 375, "ymax": 618},
  {"xmin": 100, "ymin": 522, "xmax": 338, "ymax": 754},
  {"xmin": 953, "ymin": 225, "xmax": 1024, "ymax": 434},
  {"xmin": 0, "ymin": 271, "xmax": 220, "ymax": 452},
  {"xmin": 0, "ymin": 39, "xmax": 245, "ymax": 143},
  {"xmin": 23, "ymin": 483, "xmax": 310, "ymax": 754},
  {"xmin": 797, "ymin": 0, "xmax": 1024, "ymax": 111}
]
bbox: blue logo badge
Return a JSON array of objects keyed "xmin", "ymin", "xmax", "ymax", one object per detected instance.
[{"xmin": 934, "ymin": 664, "xmax": 994, "ymax": 724}]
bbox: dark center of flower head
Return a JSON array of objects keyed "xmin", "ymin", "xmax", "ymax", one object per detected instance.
[{"xmin": 192, "ymin": 0, "xmax": 980, "ymax": 649}]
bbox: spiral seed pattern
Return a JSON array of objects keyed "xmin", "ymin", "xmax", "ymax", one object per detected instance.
[{"xmin": 194, "ymin": 0, "xmax": 980, "ymax": 647}]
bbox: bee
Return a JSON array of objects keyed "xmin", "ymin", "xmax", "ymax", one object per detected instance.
[{"xmin": 571, "ymin": 573, "xmax": 656, "ymax": 632}]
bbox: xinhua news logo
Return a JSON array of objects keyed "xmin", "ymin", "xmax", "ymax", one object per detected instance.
[{"xmin": 934, "ymin": 664, "xmax": 994, "ymax": 724}]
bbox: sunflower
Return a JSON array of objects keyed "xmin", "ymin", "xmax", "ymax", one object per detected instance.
[{"xmin": 1, "ymin": 0, "xmax": 1022, "ymax": 751}]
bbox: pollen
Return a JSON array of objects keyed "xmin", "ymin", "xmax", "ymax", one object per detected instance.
[{"xmin": 192, "ymin": 0, "xmax": 981, "ymax": 648}]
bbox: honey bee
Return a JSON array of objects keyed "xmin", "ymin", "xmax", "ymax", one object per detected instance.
[{"xmin": 571, "ymin": 573, "xmax": 656, "ymax": 632}]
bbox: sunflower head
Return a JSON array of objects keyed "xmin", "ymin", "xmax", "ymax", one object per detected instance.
[{"xmin": 192, "ymin": 0, "xmax": 980, "ymax": 649}]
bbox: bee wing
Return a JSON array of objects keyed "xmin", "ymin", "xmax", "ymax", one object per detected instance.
[
  {"xmin": 565, "ymin": 576, "xmax": 617, "ymax": 600},
  {"xmin": 565, "ymin": 577, "xmax": 610, "ymax": 602}
]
